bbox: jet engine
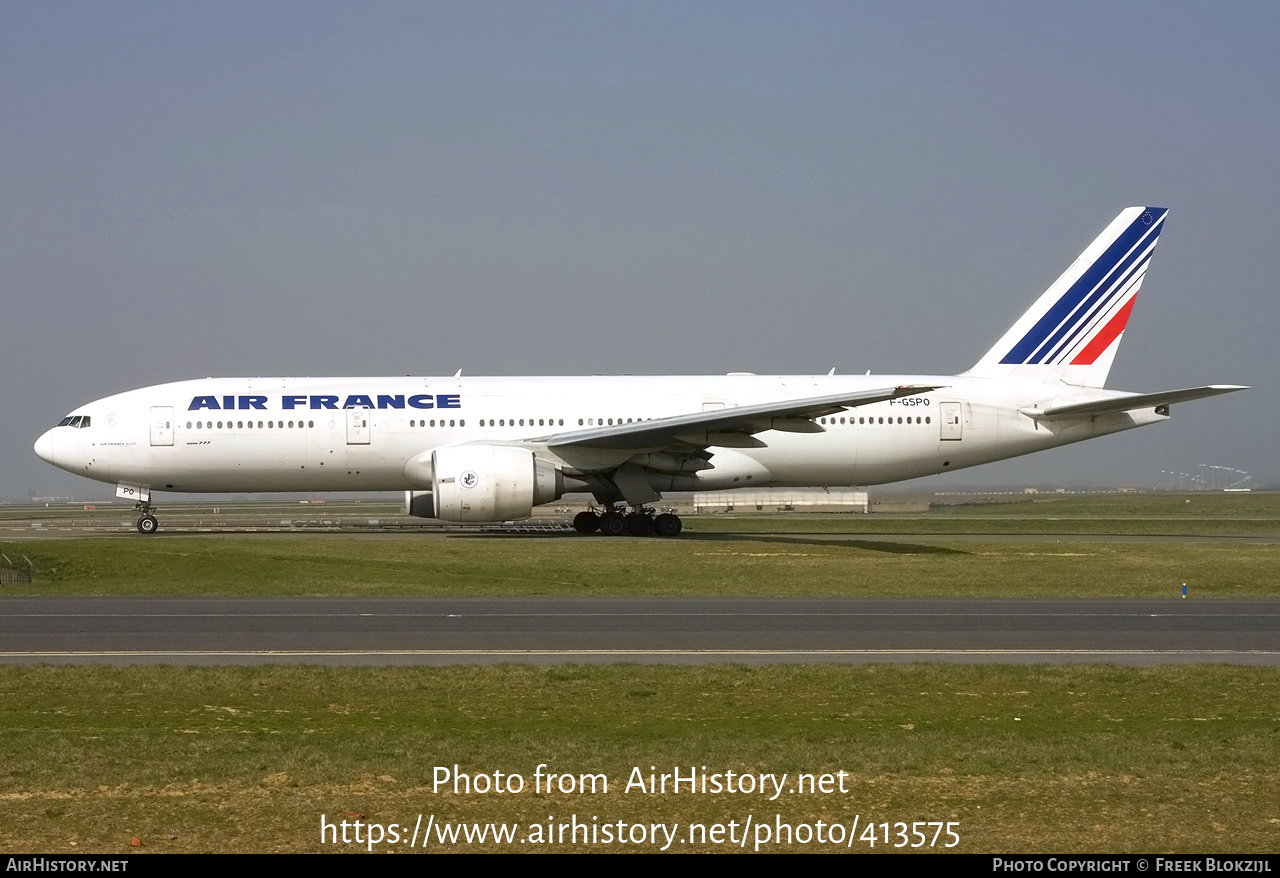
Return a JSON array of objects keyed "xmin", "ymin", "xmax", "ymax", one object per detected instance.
[{"xmin": 402, "ymin": 444, "xmax": 567, "ymax": 522}]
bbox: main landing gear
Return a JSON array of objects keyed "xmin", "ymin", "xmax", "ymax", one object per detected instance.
[
  {"xmin": 573, "ymin": 507, "xmax": 683, "ymax": 537},
  {"xmin": 134, "ymin": 501, "xmax": 159, "ymax": 535}
]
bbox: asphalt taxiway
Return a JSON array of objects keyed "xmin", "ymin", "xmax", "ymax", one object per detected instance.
[{"xmin": 2, "ymin": 597, "xmax": 1277, "ymax": 665}]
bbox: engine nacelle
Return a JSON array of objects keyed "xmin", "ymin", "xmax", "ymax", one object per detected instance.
[{"xmin": 403, "ymin": 444, "xmax": 564, "ymax": 522}]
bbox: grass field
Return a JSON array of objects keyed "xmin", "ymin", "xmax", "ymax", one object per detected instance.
[
  {"xmin": 1, "ymin": 664, "xmax": 1277, "ymax": 853},
  {"xmin": 2, "ymin": 492, "xmax": 1279, "ymax": 599},
  {"xmin": 1, "ymin": 531, "xmax": 1277, "ymax": 598}
]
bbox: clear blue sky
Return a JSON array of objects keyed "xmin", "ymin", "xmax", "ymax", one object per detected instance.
[{"xmin": 3, "ymin": 1, "xmax": 1275, "ymax": 498}]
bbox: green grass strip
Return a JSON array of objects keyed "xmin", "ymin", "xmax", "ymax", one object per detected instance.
[
  {"xmin": 1, "ymin": 664, "xmax": 1276, "ymax": 853},
  {"xmin": 3, "ymin": 535, "xmax": 1278, "ymax": 598}
]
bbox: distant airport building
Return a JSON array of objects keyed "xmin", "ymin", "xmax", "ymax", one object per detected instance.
[{"xmin": 693, "ymin": 489, "xmax": 870, "ymax": 514}]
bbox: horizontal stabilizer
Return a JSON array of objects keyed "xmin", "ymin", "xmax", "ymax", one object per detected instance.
[{"xmin": 1020, "ymin": 385, "xmax": 1247, "ymax": 420}]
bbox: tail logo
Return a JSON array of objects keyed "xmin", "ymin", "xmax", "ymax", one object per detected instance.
[{"xmin": 1000, "ymin": 208, "xmax": 1167, "ymax": 366}]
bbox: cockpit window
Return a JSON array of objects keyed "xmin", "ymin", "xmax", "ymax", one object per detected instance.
[
  {"xmin": 57, "ymin": 416, "xmax": 91, "ymax": 428},
  {"xmin": 58, "ymin": 417, "xmax": 74, "ymax": 427}
]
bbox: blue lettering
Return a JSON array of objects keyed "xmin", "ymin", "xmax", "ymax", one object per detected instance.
[
  {"xmin": 189, "ymin": 396, "xmax": 220, "ymax": 411},
  {"xmin": 223, "ymin": 395, "xmax": 235, "ymax": 410},
  {"xmin": 377, "ymin": 394, "xmax": 405, "ymax": 409},
  {"xmin": 283, "ymin": 395, "xmax": 307, "ymax": 410},
  {"xmin": 343, "ymin": 394, "xmax": 375, "ymax": 409},
  {"xmin": 310, "ymin": 395, "xmax": 339, "ymax": 410},
  {"xmin": 239, "ymin": 395, "xmax": 267, "ymax": 410},
  {"xmin": 437, "ymin": 394, "xmax": 461, "ymax": 409},
  {"xmin": 408, "ymin": 394, "xmax": 434, "ymax": 409}
]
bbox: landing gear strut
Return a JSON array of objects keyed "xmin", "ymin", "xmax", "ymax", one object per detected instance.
[{"xmin": 573, "ymin": 506, "xmax": 682, "ymax": 537}]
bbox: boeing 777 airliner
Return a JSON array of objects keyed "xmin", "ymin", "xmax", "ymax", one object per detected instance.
[{"xmin": 34, "ymin": 207, "xmax": 1245, "ymax": 536}]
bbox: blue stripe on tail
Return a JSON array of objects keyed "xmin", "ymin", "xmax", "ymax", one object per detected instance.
[{"xmin": 1000, "ymin": 208, "xmax": 1166, "ymax": 365}]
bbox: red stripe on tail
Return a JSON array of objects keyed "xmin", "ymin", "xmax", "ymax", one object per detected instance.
[{"xmin": 1071, "ymin": 296, "xmax": 1137, "ymax": 365}]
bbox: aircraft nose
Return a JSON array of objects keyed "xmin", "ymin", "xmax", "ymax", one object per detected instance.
[{"xmin": 34, "ymin": 430, "xmax": 55, "ymax": 464}]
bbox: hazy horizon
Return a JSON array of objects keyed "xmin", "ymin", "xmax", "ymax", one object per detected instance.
[{"xmin": 4, "ymin": 2, "xmax": 1274, "ymax": 499}]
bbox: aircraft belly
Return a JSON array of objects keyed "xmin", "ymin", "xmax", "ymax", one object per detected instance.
[
  {"xmin": 750, "ymin": 430, "xmax": 857, "ymax": 486},
  {"xmin": 852, "ymin": 428, "xmax": 945, "ymax": 485},
  {"xmin": 121, "ymin": 421, "xmax": 438, "ymax": 492}
]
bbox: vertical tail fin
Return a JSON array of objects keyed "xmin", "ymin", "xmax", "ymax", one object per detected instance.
[{"xmin": 966, "ymin": 206, "xmax": 1168, "ymax": 387}]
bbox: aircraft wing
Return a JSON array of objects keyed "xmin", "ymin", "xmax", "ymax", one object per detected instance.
[
  {"xmin": 543, "ymin": 384, "xmax": 946, "ymax": 450},
  {"xmin": 1021, "ymin": 385, "xmax": 1247, "ymax": 420}
]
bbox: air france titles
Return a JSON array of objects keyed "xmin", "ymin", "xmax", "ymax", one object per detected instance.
[{"xmin": 188, "ymin": 394, "xmax": 461, "ymax": 411}]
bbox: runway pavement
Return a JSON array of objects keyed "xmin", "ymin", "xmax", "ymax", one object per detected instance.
[{"xmin": 2, "ymin": 597, "xmax": 1278, "ymax": 665}]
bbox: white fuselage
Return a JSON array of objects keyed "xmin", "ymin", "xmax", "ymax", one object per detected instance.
[{"xmin": 34, "ymin": 374, "xmax": 1163, "ymax": 495}]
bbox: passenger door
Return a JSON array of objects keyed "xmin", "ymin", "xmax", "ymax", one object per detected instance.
[
  {"xmin": 939, "ymin": 402, "xmax": 963, "ymax": 440},
  {"xmin": 149, "ymin": 406, "xmax": 174, "ymax": 446},
  {"xmin": 346, "ymin": 408, "xmax": 371, "ymax": 445}
]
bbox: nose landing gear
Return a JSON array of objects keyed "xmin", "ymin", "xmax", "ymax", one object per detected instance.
[
  {"xmin": 134, "ymin": 501, "xmax": 159, "ymax": 535},
  {"xmin": 116, "ymin": 484, "xmax": 159, "ymax": 535}
]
